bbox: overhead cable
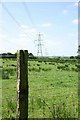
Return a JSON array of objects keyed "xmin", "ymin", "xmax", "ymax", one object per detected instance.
[
  {"xmin": 2, "ymin": 3, "xmax": 32, "ymax": 40},
  {"xmin": 22, "ymin": 2, "xmax": 37, "ymax": 29},
  {"xmin": 2, "ymin": 3, "xmax": 21, "ymax": 27}
]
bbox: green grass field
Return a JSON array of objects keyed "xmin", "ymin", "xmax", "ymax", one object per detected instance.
[{"xmin": 1, "ymin": 57, "xmax": 78, "ymax": 118}]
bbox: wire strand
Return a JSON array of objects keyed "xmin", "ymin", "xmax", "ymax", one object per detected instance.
[
  {"xmin": 22, "ymin": 2, "xmax": 39, "ymax": 38},
  {"xmin": 2, "ymin": 3, "xmax": 21, "ymax": 27},
  {"xmin": 2, "ymin": 3, "xmax": 33, "ymax": 40},
  {"xmin": 22, "ymin": 2, "xmax": 37, "ymax": 30}
]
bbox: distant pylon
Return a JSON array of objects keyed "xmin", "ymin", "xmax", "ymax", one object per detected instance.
[{"xmin": 37, "ymin": 32, "xmax": 43, "ymax": 57}]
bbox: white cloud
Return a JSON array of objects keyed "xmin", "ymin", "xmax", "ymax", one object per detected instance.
[
  {"xmin": 0, "ymin": 33, "xmax": 35, "ymax": 54},
  {"xmin": 0, "ymin": 34, "xmax": 7, "ymax": 40},
  {"xmin": 21, "ymin": 25, "xmax": 37, "ymax": 35},
  {"xmin": 72, "ymin": 19, "xmax": 78, "ymax": 25},
  {"xmin": 20, "ymin": 24, "xmax": 38, "ymax": 41},
  {"xmin": 74, "ymin": 1, "xmax": 78, "ymax": 7},
  {"xmin": 25, "ymin": 28, "xmax": 36, "ymax": 33},
  {"xmin": 21, "ymin": 25, "xmax": 29, "ymax": 29},
  {"xmin": 41, "ymin": 23, "xmax": 52, "ymax": 27},
  {"xmin": 71, "ymin": 32, "xmax": 78, "ymax": 38},
  {"xmin": 0, "ymin": 24, "xmax": 37, "ymax": 54},
  {"xmin": 63, "ymin": 9, "xmax": 68, "ymax": 14},
  {"xmin": 72, "ymin": 19, "xmax": 80, "ymax": 25},
  {"xmin": 74, "ymin": 1, "xmax": 80, "ymax": 7},
  {"xmin": 0, "ymin": 33, "xmax": 18, "ymax": 53},
  {"xmin": 74, "ymin": 1, "xmax": 80, "ymax": 8}
]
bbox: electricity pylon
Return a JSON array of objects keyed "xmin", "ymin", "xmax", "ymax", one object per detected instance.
[{"xmin": 36, "ymin": 32, "xmax": 43, "ymax": 57}]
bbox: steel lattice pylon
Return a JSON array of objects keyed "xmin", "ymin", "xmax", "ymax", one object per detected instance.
[{"xmin": 37, "ymin": 32, "xmax": 43, "ymax": 57}]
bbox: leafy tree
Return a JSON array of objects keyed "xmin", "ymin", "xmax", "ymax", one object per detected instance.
[{"xmin": 70, "ymin": 56, "xmax": 74, "ymax": 59}]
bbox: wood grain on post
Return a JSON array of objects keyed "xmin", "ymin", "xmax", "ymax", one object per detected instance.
[{"xmin": 16, "ymin": 50, "xmax": 28, "ymax": 119}]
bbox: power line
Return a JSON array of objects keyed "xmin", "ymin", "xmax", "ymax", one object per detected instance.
[
  {"xmin": 2, "ymin": 3, "xmax": 32, "ymax": 40},
  {"xmin": 2, "ymin": 3, "xmax": 21, "ymax": 27},
  {"xmin": 22, "ymin": 2, "xmax": 39, "ymax": 39},
  {"xmin": 22, "ymin": 2, "xmax": 45, "ymax": 56},
  {"xmin": 22, "ymin": 2, "xmax": 37, "ymax": 30},
  {"xmin": 2, "ymin": 3, "xmax": 47, "ymax": 56},
  {"xmin": 22, "ymin": 2, "xmax": 49, "ymax": 56}
]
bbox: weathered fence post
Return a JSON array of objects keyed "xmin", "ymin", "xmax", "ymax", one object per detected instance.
[{"xmin": 16, "ymin": 50, "xmax": 28, "ymax": 119}]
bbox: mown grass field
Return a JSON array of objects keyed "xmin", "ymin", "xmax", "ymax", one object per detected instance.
[{"xmin": 1, "ymin": 57, "xmax": 78, "ymax": 118}]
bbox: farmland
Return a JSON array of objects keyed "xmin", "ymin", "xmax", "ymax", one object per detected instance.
[{"xmin": 1, "ymin": 57, "xmax": 79, "ymax": 118}]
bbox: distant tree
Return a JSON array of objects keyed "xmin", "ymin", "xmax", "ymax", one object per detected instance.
[
  {"xmin": 78, "ymin": 45, "xmax": 80, "ymax": 55},
  {"xmin": 70, "ymin": 56, "xmax": 74, "ymax": 59},
  {"xmin": 28, "ymin": 53, "xmax": 34, "ymax": 58},
  {"xmin": 15, "ymin": 52, "xmax": 17, "ymax": 57},
  {"xmin": 15, "ymin": 52, "xmax": 34, "ymax": 58},
  {"xmin": 75, "ymin": 56, "xmax": 80, "ymax": 59},
  {"xmin": 2, "ymin": 53, "xmax": 6, "ymax": 55},
  {"xmin": 7, "ymin": 52, "xmax": 13, "ymax": 55}
]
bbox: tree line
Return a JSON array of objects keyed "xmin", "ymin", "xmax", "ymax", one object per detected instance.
[{"xmin": 0, "ymin": 52, "xmax": 35, "ymax": 59}]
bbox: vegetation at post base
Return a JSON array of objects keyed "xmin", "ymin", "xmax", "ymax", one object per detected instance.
[{"xmin": 1, "ymin": 53, "xmax": 78, "ymax": 118}]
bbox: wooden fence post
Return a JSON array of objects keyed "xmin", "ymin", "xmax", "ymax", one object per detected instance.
[{"xmin": 16, "ymin": 50, "xmax": 28, "ymax": 119}]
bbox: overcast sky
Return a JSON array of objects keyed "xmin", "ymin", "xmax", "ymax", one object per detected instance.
[{"xmin": 0, "ymin": 1, "xmax": 79, "ymax": 56}]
